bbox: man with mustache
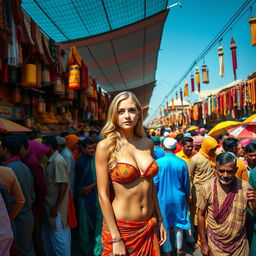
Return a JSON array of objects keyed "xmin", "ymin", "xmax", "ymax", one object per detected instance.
[{"xmin": 197, "ymin": 152, "xmax": 256, "ymax": 256}]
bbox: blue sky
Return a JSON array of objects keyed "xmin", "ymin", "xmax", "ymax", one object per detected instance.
[{"xmin": 146, "ymin": 0, "xmax": 256, "ymax": 123}]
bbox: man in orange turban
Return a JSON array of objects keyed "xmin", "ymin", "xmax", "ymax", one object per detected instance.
[{"xmin": 60, "ymin": 134, "xmax": 80, "ymax": 195}]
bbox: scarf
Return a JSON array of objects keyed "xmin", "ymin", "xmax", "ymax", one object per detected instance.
[
  {"xmin": 3, "ymin": 156, "xmax": 20, "ymax": 166},
  {"xmin": 199, "ymin": 137, "xmax": 218, "ymax": 167},
  {"xmin": 212, "ymin": 177, "xmax": 237, "ymax": 224}
]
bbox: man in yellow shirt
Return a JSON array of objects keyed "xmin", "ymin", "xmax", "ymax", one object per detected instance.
[{"xmin": 176, "ymin": 137, "xmax": 195, "ymax": 164}]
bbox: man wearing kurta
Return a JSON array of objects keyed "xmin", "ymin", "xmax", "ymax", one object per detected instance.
[
  {"xmin": 0, "ymin": 193, "xmax": 13, "ymax": 256},
  {"xmin": 188, "ymin": 136, "xmax": 218, "ymax": 225},
  {"xmin": 154, "ymin": 138, "xmax": 190, "ymax": 255},
  {"xmin": 74, "ymin": 138, "xmax": 102, "ymax": 256},
  {"xmin": 1, "ymin": 136, "xmax": 35, "ymax": 256},
  {"xmin": 197, "ymin": 152, "xmax": 256, "ymax": 256},
  {"xmin": 42, "ymin": 136, "xmax": 70, "ymax": 256}
]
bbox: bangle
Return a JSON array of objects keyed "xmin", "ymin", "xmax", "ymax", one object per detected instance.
[{"xmin": 112, "ymin": 237, "xmax": 123, "ymax": 243}]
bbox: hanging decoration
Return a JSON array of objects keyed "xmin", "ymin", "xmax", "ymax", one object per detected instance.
[
  {"xmin": 69, "ymin": 64, "xmax": 80, "ymax": 90},
  {"xmin": 166, "ymin": 100, "xmax": 169, "ymax": 114},
  {"xmin": 230, "ymin": 37, "xmax": 237, "ymax": 81},
  {"xmin": 201, "ymin": 64, "xmax": 209, "ymax": 84},
  {"xmin": 195, "ymin": 67, "xmax": 200, "ymax": 92},
  {"xmin": 180, "ymin": 89, "xmax": 183, "ymax": 105},
  {"xmin": 42, "ymin": 66, "xmax": 51, "ymax": 86},
  {"xmin": 176, "ymin": 91, "xmax": 178, "ymax": 100},
  {"xmin": 191, "ymin": 74, "xmax": 195, "ymax": 92},
  {"xmin": 218, "ymin": 46, "xmax": 225, "ymax": 77},
  {"xmin": 21, "ymin": 64, "xmax": 36, "ymax": 87},
  {"xmin": 249, "ymin": 17, "xmax": 256, "ymax": 46},
  {"xmin": 184, "ymin": 81, "xmax": 189, "ymax": 96},
  {"xmin": 171, "ymin": 98, "xmax": 175, "ymax": 110}
]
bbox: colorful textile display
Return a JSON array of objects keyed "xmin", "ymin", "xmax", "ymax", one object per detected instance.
[
  {"xmin": 184, "ymin": 81, "xmax": 189, "ymax": 96},
  {"xmin": 195, "ymin": 67, "xmax": 200, "ymax": 92},
  {"xmin": 171, "ymin": 98, "xmax": 174, "ymax": 110},
  {"xmin": 201, "ymin": 64, "xmax": 209, "ymax": 84},
  {"xmin": 249, "ymin": 17, "xmax": 256, "ymax": 46},
  {"xmin": 218, "ymin": 46, "xmax": 224, "ymax": 77},
  {"xmin": 230, "ymin": 37, "xmax": 238, "ymax": 81},
  {"xmin": 191, "ymin": 74, "xmax": 195, "ymax": 92}
]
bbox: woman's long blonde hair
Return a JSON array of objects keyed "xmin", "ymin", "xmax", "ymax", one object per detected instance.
[{"xmin": 101, "ymin": 91, "xmax": 145, "ymax": 168}]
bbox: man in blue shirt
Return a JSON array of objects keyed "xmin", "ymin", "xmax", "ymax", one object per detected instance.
[{"xmin": 154, "ymin": 138, "xmax": 191, "ymax": 256}]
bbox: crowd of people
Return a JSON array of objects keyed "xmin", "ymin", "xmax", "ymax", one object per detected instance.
[{"xmin": 0, "ymin": 91, "xmax": 256, "ymax": 256}]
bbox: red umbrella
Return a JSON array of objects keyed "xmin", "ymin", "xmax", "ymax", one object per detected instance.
[{"xmin": 228, "ymin": 122, "xmax": 256, "ymax": 139}]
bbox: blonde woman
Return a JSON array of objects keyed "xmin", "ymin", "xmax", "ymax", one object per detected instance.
[{"xmin": 96, "ymin": 92, "xmax": 166, "ymax": 256}]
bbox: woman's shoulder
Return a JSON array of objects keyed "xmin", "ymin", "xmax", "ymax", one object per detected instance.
[{"xmin": 96, "ymin": 139, "xmax": 110, "ymax": 151}]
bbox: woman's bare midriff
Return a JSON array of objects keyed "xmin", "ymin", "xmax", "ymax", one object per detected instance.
[{"xmin": 111, "ymin": 177, "xmax": 155, "ymax": 222}]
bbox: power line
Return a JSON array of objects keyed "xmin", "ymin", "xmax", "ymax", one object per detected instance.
[{"xmin": 148, "ymin": 0, "xmax": 256, "ymax": 123}]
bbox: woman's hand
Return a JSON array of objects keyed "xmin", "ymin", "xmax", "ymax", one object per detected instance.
[
  {"xmin": 158, "ymin": 221, "xmax": 167, "ymax": 246},
  {"xmin": 112, "ymin": 239, "xmax": 126, "ymax": 256}
]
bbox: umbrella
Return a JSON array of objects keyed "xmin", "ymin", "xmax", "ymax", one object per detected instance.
[
  {"xmin": 186, "ymin": 126, "xmax": 199, "ymax": 132},
  {"xmin": 243, "ymin": 114, "xmax": 256, "ymax": 123},
  {"xmin": 0, "ymin": 117, "xmax": 31, "ymax": 133},
  {"xmin": 208, "ymin": 121, "xmax": 241, "ymax": 137},
  {"xmin": 228, "ymin": 122, "xmax": 256, "ymax": 139}
]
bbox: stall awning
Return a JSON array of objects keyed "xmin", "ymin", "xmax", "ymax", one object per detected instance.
[
  {"xmin": 60, "ymin": 11, "xmax": 168, "ymax": 96},
  {"xmin": 21, "ymin": 0, "xmax": 168, "ymax": 43},
  {"xmin": 22, "ymin": 1, "xmax": 169, "ymax": 110}
]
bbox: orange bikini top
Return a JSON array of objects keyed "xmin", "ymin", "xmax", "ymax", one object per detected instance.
[{"xmin": 110, "ymin": 160, "xmax": 158, "ymax": 183}]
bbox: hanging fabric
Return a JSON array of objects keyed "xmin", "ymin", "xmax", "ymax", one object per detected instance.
[
  {"xmin": 230, "ymin": 37, "xmax": 238, "ymax": 80},
  {"xmin": 218, "ymin": 46, "xmax": 224, "ymax": 77},
  {"xmin": 249, "ymin": 17, "xmax": 256, "ymax": 46},
  {"xmin": 190, "ymin": 74, "xmax": 195, "ymax": 92},
  {"xmin": 184, "ymin": 81, "xmax": 189, "ymax": 96},
  {"xmin": 35, "ymin": 61, "xmax": 42, "ymax": 88},
  {"xmin": 201, "ymin": 64, "xmax": 209, "ymax": 84},
  {"xmin": 42, "ymin": 66, "xmax": 51, "ymax": 86},
  {"xmin": 195, "ymin": 67, "xmax": 200, "ymax": 92},
  {"xmin": 176, "ymin": 91, "xmax": 178, "ymax": 100},
  {"xmin": 180, "ymin": 89, "xmax": 183, "ymax": 106}
]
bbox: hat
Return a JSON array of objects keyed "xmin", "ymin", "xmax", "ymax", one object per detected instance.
[
  {"xmin": 65, "ymin": 134, "xmax": 80, "ymax": 149},
  {"xmin": 185, "ymin": 132, "xmax": 191, "ymax": 137},
  {"xmin": 56, "ymin": 136, "xmax": 66, "ymax": 145},
  {"xmin": 193, "ymin": 135, "xmax": 204, "ymax": 146},
  {"xmin": 186, "ymin": 126, "xmax": 198, "ymax": 132},
  {"xmin": 152, "ymin": 136, "xmax": 160, "ymax": 144},
  {"xmin": 164, "ymin": 131, "xmax": 170, "ymax": 137},
  {"xmin": 163, "ymin": 138, "xmax": 177, "ymax": 150},
  {"xmin": 200, "ymin": 128, "xmax": 206, "ymax": 133},
  {"xmin": 159, "ymin": 136, "xmax": 165, "ymax": 144}
]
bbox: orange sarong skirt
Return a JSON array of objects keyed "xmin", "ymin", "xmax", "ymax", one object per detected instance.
[{"xmin": 101, "ymin": 217, "xmax": 160, "ymax": 255}]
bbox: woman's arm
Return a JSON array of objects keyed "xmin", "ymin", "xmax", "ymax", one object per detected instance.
[{"xmin": 96, "ymin": 140, "xmax": 126, "ymax": 255}]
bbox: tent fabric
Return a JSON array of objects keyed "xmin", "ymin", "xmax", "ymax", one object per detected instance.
[
  {"xmin": 60, "ymin": 11, "xmax": 168, "ymax": 96},
  {"xmin": 21, "ymin": 0, "xmax": 168, "ymax": 43}
]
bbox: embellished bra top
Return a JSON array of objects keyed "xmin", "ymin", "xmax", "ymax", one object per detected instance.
[{"xmin": 110, "ymin": 159, "xmax": 158, "ymax": 183}]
